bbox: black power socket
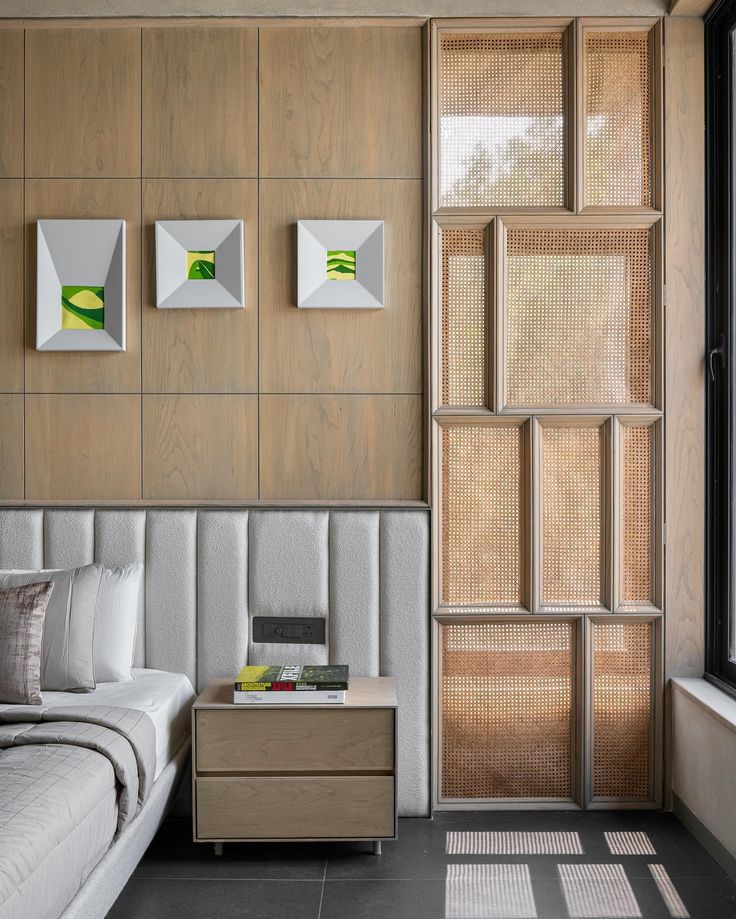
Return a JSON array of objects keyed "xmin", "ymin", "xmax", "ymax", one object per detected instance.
[{"xmin": 252, "ymin": 616, "xmax": 326, "ymax": 645}]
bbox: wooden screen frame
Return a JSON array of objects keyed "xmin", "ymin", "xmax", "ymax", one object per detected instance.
[{"xmin": 431, "ymin": 17, "xmax": 664, "ymax": 810}]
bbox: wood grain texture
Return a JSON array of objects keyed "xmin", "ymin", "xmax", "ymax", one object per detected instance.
[
  {"xmin": 25, "ymin": 394, "xmax": 141, "ymax": 499},
  {"xmin": 24, "ymin": 179, "xmax": 142, "ymax": 393},
  {"xmin": 0, "ymin": 181, "xmax": 24, "ymax": 392},
  {"xmin": 143, "ymin": 179, "xmax": 257, "ymax": 393},
  {"xmin": 0, "ymin": 395, "xmax": 23, "ymax": 500},
  {"xmin": 25, "ymin": 28, "xmax": 141, "ymax": 177},
  {"xmin": 0, "ymin": 30, "xmax": 23, "ymax": 177},
  {"xmin": 260, "ymin": 179, "xmax": 423, "ymax": 394},
  {"xmin": 142, "ymin": 27, "xmax": 258, "ymax": 177},
  {"xmin": 664, "ymin": 18, "xmax": 705, "ymax": 679},
  {"xmin": 259, "ymin": 394, "xmax": 423, "ymax": 500},
  {"xmin": 260, "ymin": 26, "xmax": 422, "ymax": 178},
  {"xmin": 196, "ymin": 775, "xmax": 395, "ymax": 839},
  {"xmin": 143, "ymin": 394, "xmax": 257, "ymax": 499},
  {"xmin": 196, "ymin": 708, "xmax": 394, "ymax": 772}
]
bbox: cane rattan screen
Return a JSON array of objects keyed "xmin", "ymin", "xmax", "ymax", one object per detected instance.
[
  {"xmin": 592, "ymin": 620, "xmax": 653, "ymax": 800},
  {"xmin": 584, "ymin": 30, "xmax": 653, "ymax": 208},
  {"xmin": 441, "ymin": 621, "xmax": 575, "ymax": 799},
  {"xmin": 505, "ymin": 228, "xmax": 653, "ymax": 408},
  {"xmin": 622, "ymin": 425, "xmax": 654, "ymax": 605},
  {"xmin": 439, "ymin": 32, "xmax": 565, "ymax": 208},
  {"xmin": 441, "ymin": 228, "xmax": 487, "ymax": 408},
  {"xmin": 542, "ymin": 425, "xmax": 602, "ymax": 605},
  {"xmin": 441, "ymin": 424, "xmax": 522, "ymax": 605}
]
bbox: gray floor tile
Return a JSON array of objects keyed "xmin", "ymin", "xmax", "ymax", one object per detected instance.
[
  {"xmin": 108, "ymin": 878, "xmax": 323, "ymax": 919},
  {"xmin": 319, "ymin": 879, "xmax": 446, "ymax": 919},
  {"xmin": 134, "ymin": 818, "xmax": 329, "ymax": 880}
]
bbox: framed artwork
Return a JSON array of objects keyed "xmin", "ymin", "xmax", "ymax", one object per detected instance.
[
  {"xmin": 297, "ymin": 220, "xmax": 384, "ymax": 308},
  {"xmin": 36, "ymin": 219, "xmax": 126, "ymax": 351},
  {"xmin": 155, "ymin": 220, "xmax": 244, "ymax": 308}
]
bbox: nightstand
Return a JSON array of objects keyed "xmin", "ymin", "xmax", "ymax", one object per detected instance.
[{"xmin": 192, "ymin": 676, "xmax": 398, "ymax": 855}]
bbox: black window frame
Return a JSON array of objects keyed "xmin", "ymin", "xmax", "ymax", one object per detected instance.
[{"xmin": 707, "ymin": 0, "xmax": 736, "ymax": 694}]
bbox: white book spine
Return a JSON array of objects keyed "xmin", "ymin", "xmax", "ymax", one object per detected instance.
[{"xmin": 233, "ymin": 690, "xmax": 346, "ymax": 705}]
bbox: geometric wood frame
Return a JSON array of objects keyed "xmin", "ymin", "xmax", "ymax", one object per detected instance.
[
  {"xmin": 36, "ymin": 219, "xmax": 126, "ymax": 351},
  {"xmin": 297, "ymin": 219, "xmax": 384, "ymax": 309},
  {"xmin": 430, "ymin": 17, "xmax": 665, "ymax": 811},
  {"xmin": 155, "ymin": 219, "xmax": 244, "ymax": 309}
]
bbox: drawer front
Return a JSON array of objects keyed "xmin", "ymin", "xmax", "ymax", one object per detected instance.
[
  {"xmin": 195, "ymin": 708, "xmax": 394, "ymax": 773},
  {"xmin": 196, "ymin": 775, "xmax": 395, "ymax": 840}
]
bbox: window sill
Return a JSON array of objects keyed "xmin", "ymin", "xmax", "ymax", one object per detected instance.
[{"xmin": 671, "ymin": 677, "xmax": 736, "ymax": 736}]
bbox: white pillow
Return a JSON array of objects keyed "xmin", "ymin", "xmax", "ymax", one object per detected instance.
[{"xmin": 93, "ymin": 564, "xmax": 143, "ymax": 683}]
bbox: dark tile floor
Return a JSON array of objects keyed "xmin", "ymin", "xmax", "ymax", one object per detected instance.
[{"xmin": 109, "ymin": 811, "xmax": 736, "ymax": 918}]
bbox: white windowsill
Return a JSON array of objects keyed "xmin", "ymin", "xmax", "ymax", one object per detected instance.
[{"xmin": 671, "ymin": 677, "xmax": 736, "ymax": 736}]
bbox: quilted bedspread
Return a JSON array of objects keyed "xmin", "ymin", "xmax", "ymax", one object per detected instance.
[{"xmin": 0, "ymin": 705, "xmax": 156, "ymax": 919}]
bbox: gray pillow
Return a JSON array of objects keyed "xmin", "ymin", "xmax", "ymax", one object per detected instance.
[
  {"xmin": 0, "ymin": 565, "xmax": 102, "ymax": 692},
  {"xmin": 0, "ymin": 581, "xmax": 55, "ymax": 704}
]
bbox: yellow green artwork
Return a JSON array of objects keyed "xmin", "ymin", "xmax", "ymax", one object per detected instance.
[
  {"xmin": 186, "ymin": 250, "xmax": 216, "ymax": 280},
  {"xmin": 61, "ymin": 286, "xmax": 105, "ymax": 331},
  {"xmin": 326, "ymin": 250, "xmax": 356, "ymax": 280}
]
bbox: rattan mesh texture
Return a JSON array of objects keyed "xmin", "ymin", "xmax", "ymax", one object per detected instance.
[
  {"xmin": 439, "ymin": 32, "xmax": 565, "ymax": 208},
  {"xmin": 441, "ymin": 424, "xmax": 522, "ymax": 605},
  {"xmin": 441, "ymin": 620, "xmax": 575, "ymax": 799},
  {"xmin": 542, "ymin": 425, "xmax": 602, "ymax": 605},
  {"xmin": 441, "ymin": 228, "xmax": 487, "ymax": 407},
  {"xmin": 592, "ymin": 620, "xmax": 652, "ymax": 799},
  {"xmin": 506, "ymin": 228, "xmax": 652, "ymax": 407},
  {"xmin": 585, "ymin": 31, "xmax": 652, "ymax": 208},
  {"xmin": 622, "ymin": 425, "xmax": 653, "ymax": 603}
]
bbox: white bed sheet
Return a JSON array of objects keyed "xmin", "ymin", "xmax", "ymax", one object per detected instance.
[{"xmin": 0, "ymin": 669, "xmax": 195, "ymax": 780}]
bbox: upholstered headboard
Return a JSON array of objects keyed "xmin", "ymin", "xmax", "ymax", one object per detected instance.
[{"xmin": 0, "ymin": 508, "xmax": 430, "ymax": 816}]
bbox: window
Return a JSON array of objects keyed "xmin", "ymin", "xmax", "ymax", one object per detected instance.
[{"xmin": 706, "ymin": 0, "xmax": 736, "ymax": 692}]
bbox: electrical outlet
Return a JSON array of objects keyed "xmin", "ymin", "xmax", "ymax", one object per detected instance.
[{"xmin": 252, "ymin": 617, "xmax": 326, "ymax": 645}]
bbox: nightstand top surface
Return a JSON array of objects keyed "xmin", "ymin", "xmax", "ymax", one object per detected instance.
[{"xmin": 194, "ymin": 676, "xmax": 397, "ymax": 710}]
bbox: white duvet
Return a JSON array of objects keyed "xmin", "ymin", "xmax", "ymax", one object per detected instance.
[{"xmin": 0, "ymin": 668, "xmax": 195, "ymax": 780}]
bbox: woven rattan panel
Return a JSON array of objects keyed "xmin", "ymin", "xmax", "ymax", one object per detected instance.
[
  {"xmin": 441, "ymin": 621, "xmax": 575, "ymax": 799},
  {"xmin": 585, "ymin": 31, "xmax": 652, "ymax": 208},
  {"xmin": 506, "ymin": 228, "xmax": 652, "ymax": 407},
  {"xmin": 441, "ymin": 228, "xmax": 487, "ymax": 408},
  {"xmin": 441, "ymin": 424, "xmax": 521, "ymax": 605},
  {"xmin": 622, "ymin": 425, "xmax": 653, "ymax": 604},
  {"xmin": 439, "ymin": 33, "xmax": 565, "ymax": 208},
  {"xmin": 542, "ymin": 426, "xmax": 602, "ymax": 605},
  {"xmin": 592, "ymin": 620, "xmax": 652, "ymax": 799}
]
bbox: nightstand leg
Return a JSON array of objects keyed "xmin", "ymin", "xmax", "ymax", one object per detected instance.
[
  {"xmin": 372, "ymin": 841, "xmax": 382, "ymax": 856},
  {"xmin": 214, "ymin": 842, "xmax": 224, "ymax": 856}
]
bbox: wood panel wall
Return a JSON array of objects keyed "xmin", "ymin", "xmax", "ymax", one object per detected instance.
[{"xmin": 0, "ymin": 21, "xmax": 424, "ymax": 503}]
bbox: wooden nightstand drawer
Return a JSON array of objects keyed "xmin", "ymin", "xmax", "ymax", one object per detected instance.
[
  {"xmin": 196, "ymin": 775, "xmax": 395, "ymax": 840},
  {"xmin": 195, "ymin": 707, "xmax": 394, "ymax": 773}
]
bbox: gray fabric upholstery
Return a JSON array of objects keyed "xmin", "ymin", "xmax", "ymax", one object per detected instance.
[
  {"xmin": 198, "ymin": 511, "xmax": 248, "ymax": 689},
  {"xmin": 145, "ymin": 511, "xmax": 197, "ymax": 688},
  {"xmin": 0, "ymin": 507, "xmax": 430, "ymax": 816},
  {"xmin": 330, "ymin": 511, "xmax": 380, "ymax": 677},
  {"xmin": 0, "ymin": 511, "xmax": 43, "ymax": 569},
  {"xmin": 380, "ymin": 511, "xmax": 431, "ymax": 818},
  {"xmin": 95, "ymin": 511, "xmax": 146, "ymax": 668},
  {"xmin": 249, "ymin": 511, "xmax": 330, "ymax": 667},
  {"xmin": 44, "ymin": 510, "xmax": 95, "ymax": 569}
]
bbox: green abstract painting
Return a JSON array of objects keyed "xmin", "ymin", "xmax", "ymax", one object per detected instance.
[
  {"xmin": 61, "ymin": 286, "xmax": 105, "ymax": 331},
  {"xmin": 187, "ymin": 250, "xmax": 216, "ymax": 280},
  {"xmin": 326, "ymin": 250, "xmax": 356, "ymax": 280}
]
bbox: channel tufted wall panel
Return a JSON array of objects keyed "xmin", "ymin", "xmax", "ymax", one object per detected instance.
[{"xmin": 0, "ymin": 507, "xmax": 430, "ymax": 816}]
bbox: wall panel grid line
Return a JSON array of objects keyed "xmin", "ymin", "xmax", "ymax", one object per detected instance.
[{"xmin": 431, "ymin": 18, "xmax": 664, "ymax": 808}]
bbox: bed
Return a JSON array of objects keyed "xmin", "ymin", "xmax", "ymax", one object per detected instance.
[{"xmin": 0, "ymin": 670, "xmax": 195, "ymax": 919}]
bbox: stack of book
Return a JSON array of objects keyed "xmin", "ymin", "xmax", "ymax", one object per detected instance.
[{"xmin": 233, "ymin": 665, "xmax": 349, "ymax": 704}]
